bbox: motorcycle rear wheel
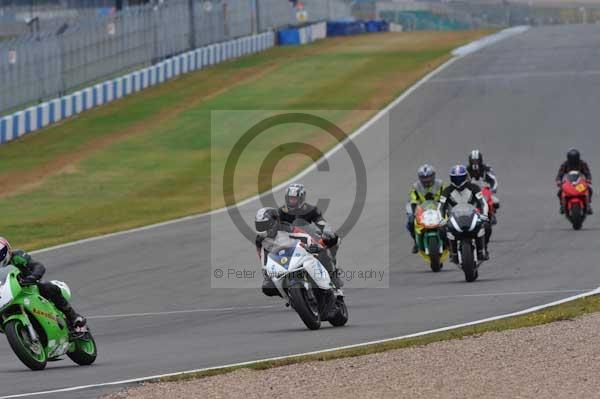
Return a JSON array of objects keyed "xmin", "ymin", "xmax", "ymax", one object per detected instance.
[
  {"xmin": 328, "ymin": 297, "xmax": 349, "ymax": 327},
  {"xmin": 68, "ymin": 331, "xmax": 97, "ymax": 366},
  {"xmin": 289, "ymin": 286, "xmax": 321, "ymax": 330},
  {"xmin": 461, "ymin": 241, "xmax": 478, "ymax": 283}
]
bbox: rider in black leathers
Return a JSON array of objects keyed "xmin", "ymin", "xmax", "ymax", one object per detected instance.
[
  {"xmin": 439, "ymin": 166, "xmax": 490, "ymax": 263},
  {"xmin": 278, "ymin": 184, "xmax": 340, "ymax": 274}
]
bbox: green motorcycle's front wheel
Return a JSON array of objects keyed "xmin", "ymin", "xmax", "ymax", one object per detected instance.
[
  {"xmin": 5, "ymin": 320, "xmax": 47, "ymax": 370},
  {"xmin": 68, "ymin": 331, "xmax": 97, "ymax": 366},
  {"xmin": 427, "ymin": 235, "xmax": 442, "ymax": 273}
]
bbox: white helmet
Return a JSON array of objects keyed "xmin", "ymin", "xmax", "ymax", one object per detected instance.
[{"xmin": 0, "ymin": 237, "xmax": 12, "ymax": 267}]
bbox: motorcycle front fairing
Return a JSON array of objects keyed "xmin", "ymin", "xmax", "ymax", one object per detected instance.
[
  {"xmin": 0, "ymin": 266, "xmax": 70, "ymax": 358},
  {"xmin": 263, "ymin": 239, "xmax": 332, "ymax": 298},
  {"xmin": 562, "ymin": 174, "xmax": 588, "ymax": 200},
  {"xmin": 447, "ymin": 204, "xmax": 484, "ymax": 239}
]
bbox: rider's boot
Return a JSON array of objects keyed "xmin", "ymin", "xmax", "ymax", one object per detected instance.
[
  {"xmin": 476, "ymin": 237, "xmax": 489, "ymax": 261},
  {"xmin": 411, "ymin": 242, "xmax": 419, "ymax": 254},
  {"xmin": 62, "ymin": 305, "xmax": 86, "ymax": 332},
  {"xmin": 261, "ymin": 276, "xmax": 281, "ymax": 297},
  {"xmin": 449, "ymin": 239, "xmax": 459, "ymax": 264},
  {"xmin": 559, "ymin": 195, "xmax": 565, "ymax": 214},
  {"xmin": 331, "ymin": 271, "xmax": 344, "ymax": 289},
  {"xmin": 492, "ymin": 197, "xmax": 500, "ymax": 211},
  {"xmin": 588, "ymin": 204, "xmax": 594, "ymax": 215},
  {"xmin": 326, "ymin": 267, "xmax": 344, "ymax": 297},
  {"xmin": 408, "ymin": 218, "xmax": 418, "ymax": 254},
  {"xmin": 325, "ymin": 290, "xmax": 340, "ymax": 320}
]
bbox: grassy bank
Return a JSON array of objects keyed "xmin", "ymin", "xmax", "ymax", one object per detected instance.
[
  {"xmin": 0, "ymin": 30, "xmax": 490, "ymax": 249},
  {"xmin": 158, "ymin": 293, "xmax": 600, "ymax": 383}
]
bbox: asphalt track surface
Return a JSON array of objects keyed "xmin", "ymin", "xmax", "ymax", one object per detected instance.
[{"xmin": 2, "ymin": 24, "xmax": 600, "ymax": 398}]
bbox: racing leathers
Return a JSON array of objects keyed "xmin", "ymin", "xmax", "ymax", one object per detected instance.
[
  {"xmin": 279, "ymin": 203, "xmax": 339, "ymax": 274},
  {"xmin": 406, "ymin": 179, "xmax": 445, "ymax": 252},
  {"xmin": 439, "ymin": 183, "xmax": 490, "ymax": 262},
  {"xmin": 10, "ymin": 250, "xmax": 85, "ymax": 330},
  {"xmin": 467, "ymin": 163, "xmax": 500, "ymax": 212},
  {"xmin": 467, "ymin": 164, "xmax": 498, "ymax": 192}
]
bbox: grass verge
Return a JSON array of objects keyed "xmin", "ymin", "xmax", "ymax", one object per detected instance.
[
  {"xmin": 0, "ymin": 30, "xmax": 491, "ymax": 249},
  {"xmin": 157, "ymin": 293, "xmax": 600, "ymax": 383}
]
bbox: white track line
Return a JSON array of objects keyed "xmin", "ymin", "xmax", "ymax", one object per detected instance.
[
  {"xmin": 3, "ymin": 287, "xmax": 598, "ymax": 399},
  {"xmin": 86, "ymin": 290, "xmax": 589, "ymax": 320},
  {"xmin": 414, "ymin": 289, "xmax": 591, "ymax": 301},
  {"xmin": 452, "ymin": 26, "xmax": 529, "ymax": 57},
  {"xmin": 431, "ymin": 69, "xmax": 600, "ymax": 83},
  {"xmin": 88, "ymin": 290, "xmax": 590, "ymax": 320},
  {"xmin": 87, "ymin": 304, "xmax": 279, "ymax": 320}
]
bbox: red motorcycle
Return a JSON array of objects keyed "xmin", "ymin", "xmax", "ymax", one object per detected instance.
[{"xmin": 561, "ymin": 171, "xmax": 590, "ymax": 230}]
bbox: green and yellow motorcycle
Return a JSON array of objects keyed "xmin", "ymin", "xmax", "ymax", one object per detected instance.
[
  {"xmin": 0, "ymin": 265, "xmax": 97, "ymax": 370},
  {"xmin": 414, "ymin": 200, "xmax": 449, "ymax": 272}
]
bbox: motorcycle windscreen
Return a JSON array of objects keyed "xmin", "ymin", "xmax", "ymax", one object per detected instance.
[
  {"xmin": 0, "ymin": 266, "xmax": 15, "ymax": 309},
  {"xmin": 290, "ymin": 221, "xmax": 322, "ymax": 242},
  {"xmin": 566, "ymin": 171, "xmax": 581, "ymax": 184},
  {"xmin": 0, "ymin": 265, "xmax": 12, "ymax": 285}
]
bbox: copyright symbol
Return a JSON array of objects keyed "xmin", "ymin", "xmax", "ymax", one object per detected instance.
[
  {"xmin": 214, "ymin": 268, "xmax": 224, "ymax": 278},
  {"xmin": 223, "ymin": 112, "xmax": 367, "ymax": 242}
]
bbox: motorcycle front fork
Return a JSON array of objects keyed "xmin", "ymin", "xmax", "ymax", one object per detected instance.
[
  {"xmin": 20, "ymin": 306, "xmax": 42, "ymax": 354},
  {"xmin": 449, "ymin": 237, "xmax": 486, "ymax": 255}
]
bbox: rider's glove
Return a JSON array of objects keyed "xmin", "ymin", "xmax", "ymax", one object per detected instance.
[
  {"xmin": 556, "ymin": 180, "xmax": 562, "ymax": 188},
  {"xmin": 322, "ymin": 229, "xmax": 339, "ymax": 247},
  {"xmin": 307, "ymin": 244, "xmax": 322, "ymax": 254},
  {"xmin": 19, "ymin": 275, "xmax": 38, "ymax": 286}
]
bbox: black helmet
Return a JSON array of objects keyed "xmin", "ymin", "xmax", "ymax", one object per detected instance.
[
  {"xmin": 255, "ymin": 207, "xmax": 279, "ymax": 238},
  {"xmin": 469, "ymin": 150, "xmax": 483, "ymax": 171},
  {"xmin": 567, "ymin": 149, "xmax": 580, "ymax": 167},
  {"xmin": 285, "ymin": 183, "xmax": 306, "ymax": 211},
  {"xmin": 417, "ymin": 164, "xmax": 436, "ymax": 188}
]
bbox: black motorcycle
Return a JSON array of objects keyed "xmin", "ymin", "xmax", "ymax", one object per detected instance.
[{"xmin": 446, "ymin": 204, "xmax": 488, "ymax": 282}]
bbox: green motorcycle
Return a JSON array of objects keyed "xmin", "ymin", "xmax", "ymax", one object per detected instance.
[
  {"xmin": 0, "ymin": 265, "xmax": 97, "ymax": 370},
  {"xmin": 414, "ymin": 201, "xmax": 448, "ymax": 272}
]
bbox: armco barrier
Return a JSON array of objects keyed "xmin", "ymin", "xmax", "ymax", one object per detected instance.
[
  {"xmin": 327, "ymin": 21, "xmax": 366, "ymax": 37},
  {"xmin": 327, "ymin": 20, "xmax": 389, "ymax": 37},
  {"xmin": 0, "ymin": 31, "xmax": 275, "ymax": 144},
  {"xmin": 278, "ymin": 22, "xmax": 327, "ymax": 46},
  {"xmin": 365, "ymin": 20, "xmax": 390, "ymax": 33}
]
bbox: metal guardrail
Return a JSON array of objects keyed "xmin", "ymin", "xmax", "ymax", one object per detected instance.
[
  {"xmin": 0, "ymin": 0, "xmax": 351, "ymax": 115},
  {"xmin": 0, "ymin": 31, "xmax": 275, "ymax": 143}
]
